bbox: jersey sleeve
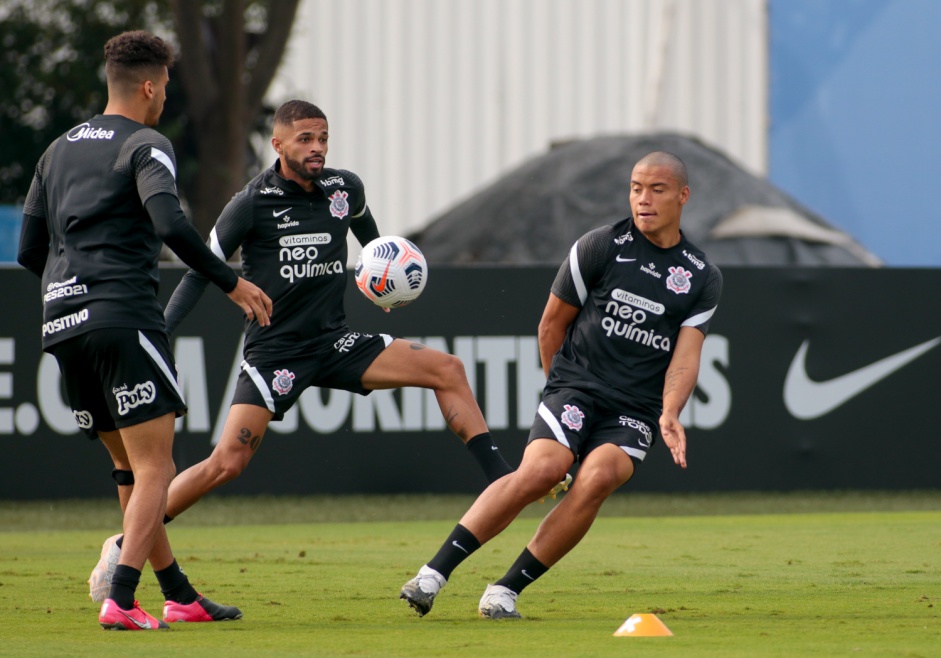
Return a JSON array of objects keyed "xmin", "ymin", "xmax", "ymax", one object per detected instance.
[
  {"xmin": 681, "ymin": 263, "xmax": 723, "ymax": 335},
  {"xmin": 22, "ymin": 143, "xmax": 53, "ymax": 219},
  {"xmin": 550, "ymin": 226, "xmax": 616, "ymax": 307},
  {"xmin": 118, "ymin": 128, "xmax": 179, "ymax": 204},
  {"xmin": 337, "ymin": 169, "xmax": 368, "ymax": 218},
  {"xmin": 163, "ymin": 191, "xmax": 256, "ymax": 335}
]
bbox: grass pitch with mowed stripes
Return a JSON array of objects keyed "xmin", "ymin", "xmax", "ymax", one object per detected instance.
[{"xmin": 0, "ymin": 493, "xmax": 939, "ymax": 657}]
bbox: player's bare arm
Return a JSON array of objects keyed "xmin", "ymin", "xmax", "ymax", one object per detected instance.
[
  {"xmin": 659, "ymin": 325, "xmax": 706, "ymax": 469},
  {"xmin": 537, "ymin": 293, "xmax": 580, "ymax": 378}
]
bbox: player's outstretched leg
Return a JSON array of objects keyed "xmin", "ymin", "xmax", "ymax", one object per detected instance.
[{"xmin": 399, "ymin": 565, "xmax": 447, "ymax": 617}]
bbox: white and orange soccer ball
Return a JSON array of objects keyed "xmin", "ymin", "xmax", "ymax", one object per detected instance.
[{"xmin": 354, "ymin": 236, "xmax": 428, "ymax": 308}]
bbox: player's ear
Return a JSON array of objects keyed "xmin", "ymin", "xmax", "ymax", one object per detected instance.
[{"xmin": 271, "ymin": 136, "xmax": 282, "ymax": 154}]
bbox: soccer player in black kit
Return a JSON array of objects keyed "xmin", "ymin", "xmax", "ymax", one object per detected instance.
[
  {"xmin": 400, "ymin": 151, "xmax": 722, "ymax": 619},
  {"xmin": 86, "ymin": 100, "xmax": 563, "ymax": 600},
  {"xmin": 17, "ymin": 31, "xmax": 272, "ymax": 630}
]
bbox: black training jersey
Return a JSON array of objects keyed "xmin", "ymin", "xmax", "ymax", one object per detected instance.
[
  {"xmin": 22, "ymin": 115, "xmax": 181, "ymax": 349},
  {"xmin": 165, "ymin": 161, "xmax": 374, "ymax": 358},
  {"xmin": 548, "ymin": 216, "xmax": 722, "ymax": 419}
]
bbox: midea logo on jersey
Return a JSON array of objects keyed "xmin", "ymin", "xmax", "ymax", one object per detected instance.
[
  {"xmin": 66, "ymin": 123, "xmax": 115, "ymax": 141},
  {"xmin": 113, "ymin": 381, "xmax": 157, "ymax": 416}
]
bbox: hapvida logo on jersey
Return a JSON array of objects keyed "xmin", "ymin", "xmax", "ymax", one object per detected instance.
[{"xmin": 113, "ymin": 381, "xmax": 157, "ymax": 416}]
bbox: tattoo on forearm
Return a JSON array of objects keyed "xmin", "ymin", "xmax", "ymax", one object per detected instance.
[
  {"xmin": 409, "ymin": 342, "xmax": 426, "ymax": 351},
  {"xmin": 236, "ymin": 427, "xmax": 262, "ymax": 451}
]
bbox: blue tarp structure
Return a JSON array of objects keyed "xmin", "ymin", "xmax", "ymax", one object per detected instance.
[{"xmin": 0, "ymin": 206, "xmax": 22, "ymax": 263}]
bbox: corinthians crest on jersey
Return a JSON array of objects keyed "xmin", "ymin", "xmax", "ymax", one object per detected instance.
[{"xmin": 328, "ymin": 190, "xmax": 349, "ymax": 219}]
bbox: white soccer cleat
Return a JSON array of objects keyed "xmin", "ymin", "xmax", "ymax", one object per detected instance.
[
  {"xmin": 478, "ymin": 584, "xmax": 522, "ymax": 619},
  {"xmin": 399, "ymin": 565, "xmax": 447, "ymax": 617},
  {"xmin": 88, "ymin": 534, "xmax": 122, "ymax": 603}
]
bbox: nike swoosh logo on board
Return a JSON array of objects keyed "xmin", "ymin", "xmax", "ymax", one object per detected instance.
[
  {"xmin": 273, "ymin": 208, "xmax": 291, "ymax": 218},
  {"xmin": 783, "ymin": 336, "xmax": 941, "ymax": 420},
  {"xmin": 615, "ymin": 256, "xmax": 636, "ymax": 262}
]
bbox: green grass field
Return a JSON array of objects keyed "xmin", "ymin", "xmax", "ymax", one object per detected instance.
[{"xmin": 1, "ymin": 492, "xmax": 939, "ymax": 657}]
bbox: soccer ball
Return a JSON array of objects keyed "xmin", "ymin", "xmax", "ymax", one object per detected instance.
[{"xmin": 354, "ymin": 236, "xmax": 428, "ymax": 308}]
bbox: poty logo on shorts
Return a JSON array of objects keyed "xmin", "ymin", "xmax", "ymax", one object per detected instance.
[
  {"xmin": 73, "ymin": 410, "xmax": 93, "ymax": 430},
  {"xmin": 328, "ymin": 190, "xmax": 350, "ymax": 219},
  {"xmin": 560, "ymin": 404, "xmax": 585, "ymax": 431},
  {"xmin": 272, "ymin": 369, "xmax": 295, "ymax": 395},
  {"xmin": 114, "ymin": 382, "xmax": 156, "ymax": 416},
  {"xmin": 666, "ymin": 266, "xmax": 692, "ymax": 294}
]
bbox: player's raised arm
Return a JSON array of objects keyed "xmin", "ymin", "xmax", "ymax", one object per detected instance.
[{"xmin": 162, "ymin": 191, "xmax": 271, "ymax": 332}]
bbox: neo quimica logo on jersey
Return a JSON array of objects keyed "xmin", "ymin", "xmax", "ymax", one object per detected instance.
[
  {"xmin": 66, "ymin": 123, "xmax": 115, "ymax": 141},
  {"xmin": 601, "ymin": 291, "xmax": 671, "ymax": 351},
  {"xmin": 278, "ymin": 234, "xmax": 343, "ymax": 283}
]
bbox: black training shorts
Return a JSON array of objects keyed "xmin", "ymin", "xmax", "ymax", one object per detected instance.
[
  {"xmin": 49, "ymin": 327, "xmax": 186, "ymax": 438},
  {"xmin": 232, "ymin": 329, "xmax": 392, "ymax": 421},
  {"xmin": 528, "ymin": 386, "xmax": 658, "ymax": 466}
]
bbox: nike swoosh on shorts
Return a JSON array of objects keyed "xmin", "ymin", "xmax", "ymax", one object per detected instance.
[{"xmin": 783, "ymin": 336, "xmax": 941, "ymax": 420}]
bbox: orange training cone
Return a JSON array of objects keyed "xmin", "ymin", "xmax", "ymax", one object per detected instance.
[{"xmin": 613, "ymin": 613, "xmax": 673, "ymax": 637}]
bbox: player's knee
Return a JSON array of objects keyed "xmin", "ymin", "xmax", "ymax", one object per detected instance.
[
  {"xmin": 573, "ymin": 465, "xmax": 624, "ymax": 499},
  {"xmin": 434, "ymin": 353, "xmax": 470, "ymax": 389},
  {"xmin": 517, "ymin": 459, "xmax": 569, "ymax": 495}
]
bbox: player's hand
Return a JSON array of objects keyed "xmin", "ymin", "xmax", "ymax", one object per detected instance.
[
  {"xmin": 226, "ymin": 277, "xmax": 273, "ymax": 326},
  {"xmin": 659, "ymin": 413, "xmax": 687, "ymax": 469}
]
